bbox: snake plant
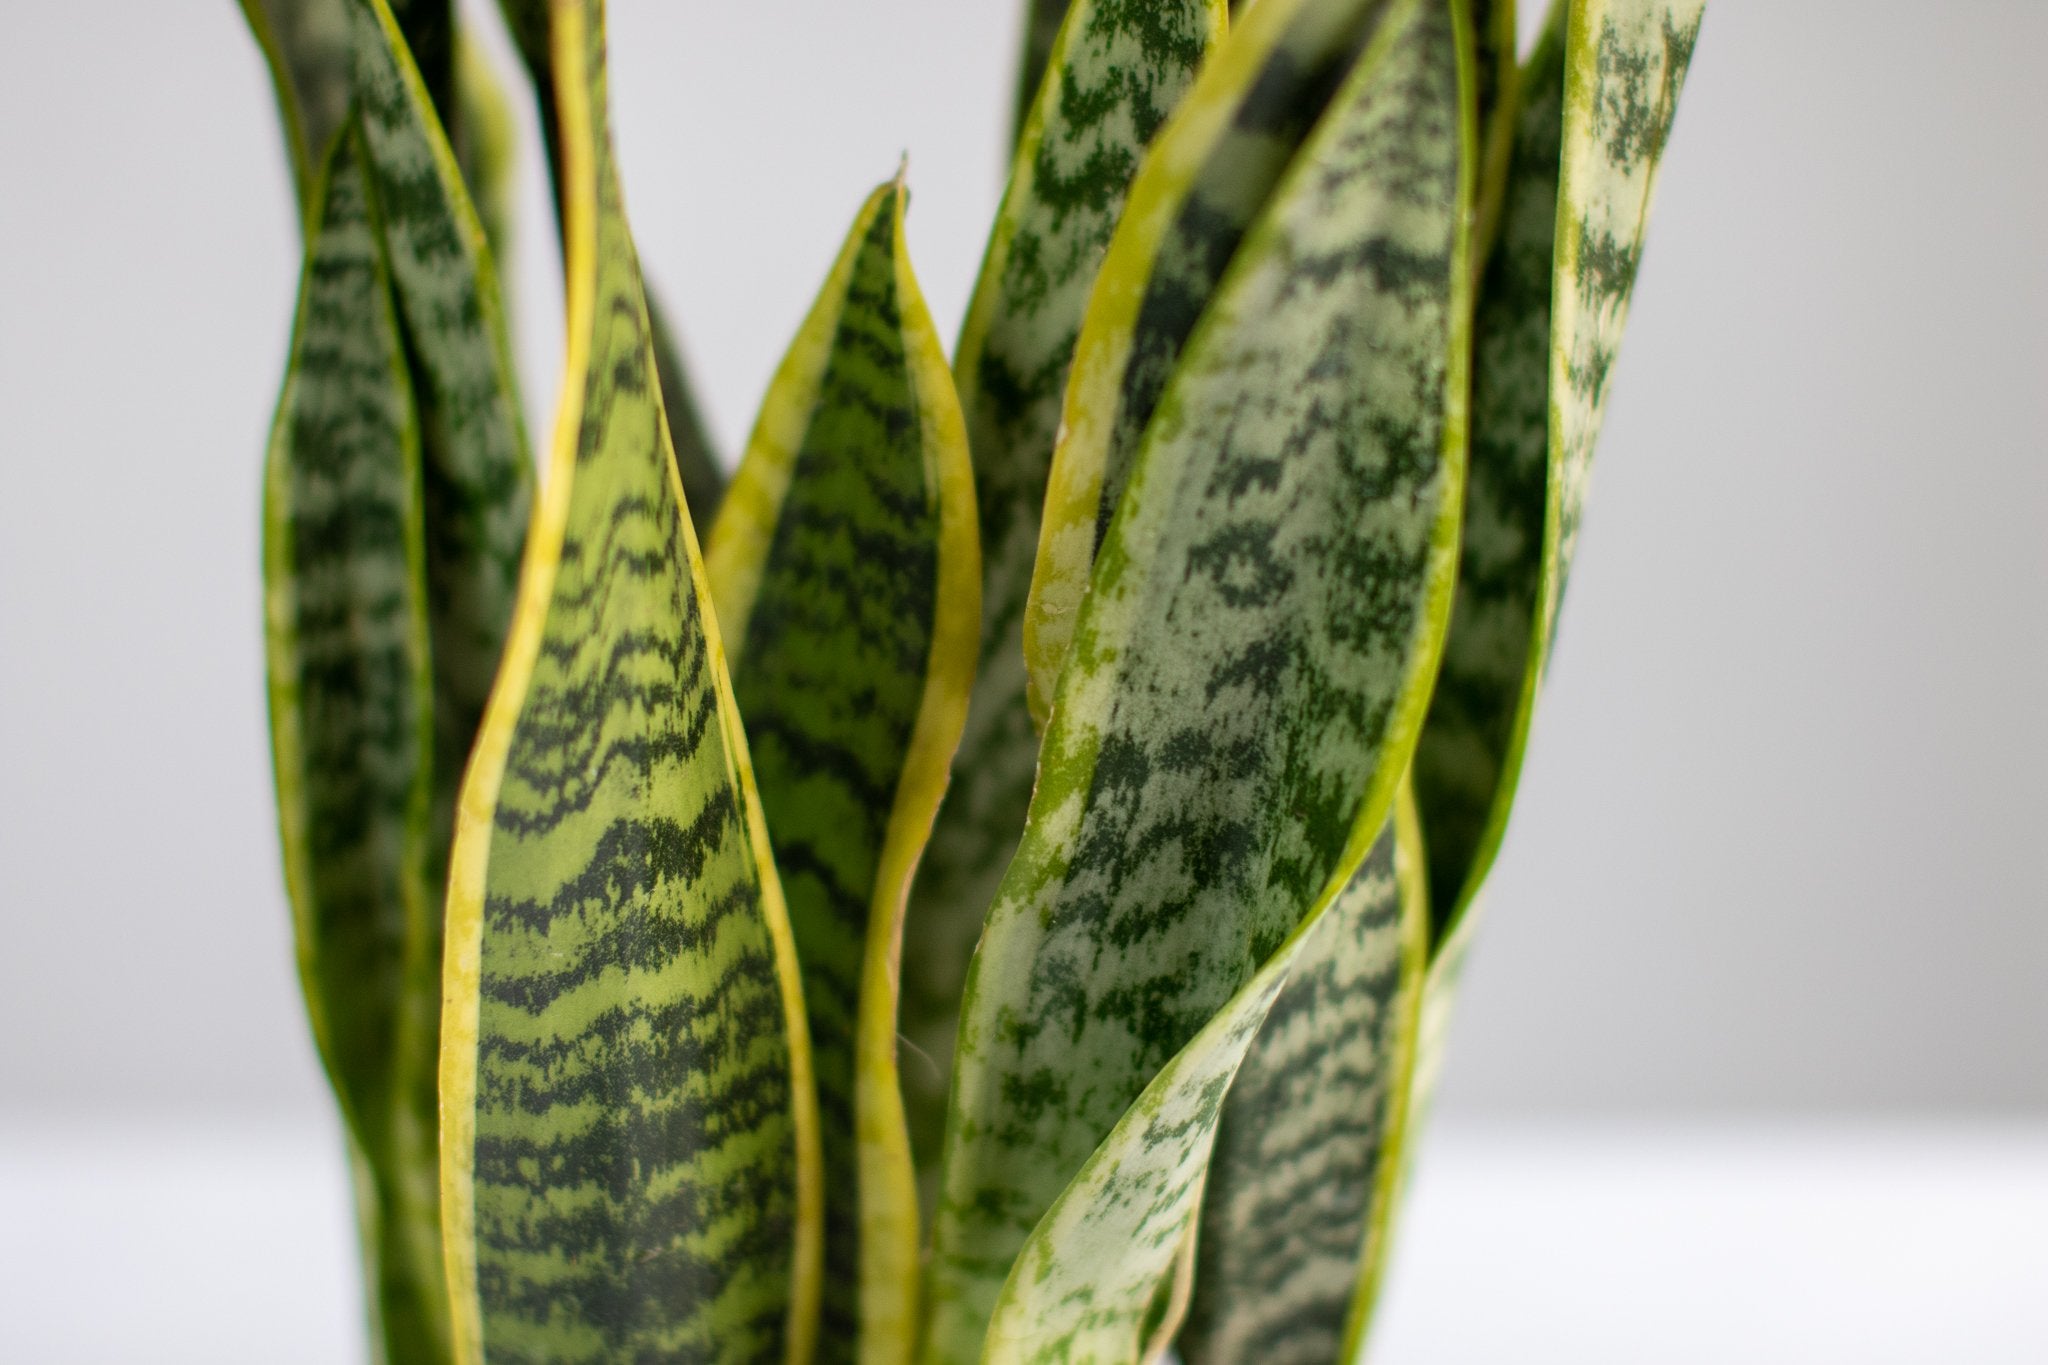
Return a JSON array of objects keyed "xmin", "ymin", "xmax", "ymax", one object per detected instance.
[{"xmin": 246, "ymin": 0, "xmax": 1701, "ymax": 1361}]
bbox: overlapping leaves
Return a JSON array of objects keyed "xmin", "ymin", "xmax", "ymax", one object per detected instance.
[{"xmin": 246, "ymin": 3, "xmax": 1703, "ymax": 1364}]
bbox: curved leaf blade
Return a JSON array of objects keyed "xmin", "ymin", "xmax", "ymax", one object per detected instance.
[
  {"xmin": 708, "ymin": 178, "xmax": 980, "ymax": 1365},
  {"xmin": 1413, "ymin": 0, "xmax": 1701, "ymax": 941},
  {"xmin": 1411, "ymin": 7, "xmax": 1566, "ymax": 934},
  {"xmin": 263, "ymin": 122, "xmax": 451, "ymax": 1365},
  {"xmin": 350, "ymin": 0, "xmax": 535, "ymax": 889},
  {"xmin": 438, "ymin": 3, "xmax": 821, "ymax": 1361},
  {"xmin": 993, "ymin": 792, "xmax": 1428, "ymax": 1365},
  {"xmin": 899, "ymin": 0, "xmax": 1223, "ymax": 1193},
  {"xmin": 1020, "ymin": 0, "xmax": 1401, "ymax": 726},
  {"xmin": 493, "ymin": 0, "xmax": 727, "ymax": 528},
  {"xmin": 1176, "ymin": 800, "xmax": 1427, "ymax": 1365},
  {"xmin": 921, "ymin": 0, "xmax": 1471, "ymax": 1352}
]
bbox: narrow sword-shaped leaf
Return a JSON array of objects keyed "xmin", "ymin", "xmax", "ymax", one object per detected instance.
[
  {"xmin": 1006, "ymin": 0, "xmax": 1072, "ymax": 153},
  {"xmin": 1412, "ymin": 0, "xmax": 1700, "ymax": 941},
  {"xmin": 988, "ymin": 791, "xmax": 1428, "ymax": 1365},
  {"xmin": 493, "ymin": 0, "xmax": 728, "ymax": 528},
  {"xmin": 263, "ymin": 122, "xmax": 451, "ymax": 1365},
  {"xmin": 1020, "ymin": 0, "xmax": 1399, "ymax": 726},
  {"xmin": 438, "ymin": 2, "xmax": 821, "ymax": 1361},
  {"xmin": 898, "ymin": 0, "xmax": 1223, "ymax": 1193},
  {"xmin": 707, "ymin": 179, "xmax": 979, "ymax": 1365},
  {"xmin": 241, "ymin": 0, "xmax": 470, "ymax": 214},
  {"xmin": 921, "ymin": 0, "xmax": 1470, "ymax": 1352},
  {"xmin": 350, "ymin": 0, "xmax": 534, "ymax": 891},
  {"xmin": 1175, "ymin": 800, "xmax": 1428, "ymax": 1365},
  {"xmin": 241, "ymin": 0, "xmax": 354, "ymax": 213},
  {"xmin": 1410, "ymin": 7, "xmax": 1565, "ymax": 934}
]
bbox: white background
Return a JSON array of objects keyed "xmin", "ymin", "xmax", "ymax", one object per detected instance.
[{"xmin": 1, "ymin": 1, "xmax": 2043, "ymax": 1359}]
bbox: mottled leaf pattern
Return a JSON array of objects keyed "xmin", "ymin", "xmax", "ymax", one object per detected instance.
[
  {"xmin": 1550, "ymin": 0, "xmax": 1702, "ymax": 624},
  {"xmin": 921, "ymin": 0, "xmax": 1469, "ymax": 1353},
  {"xmin": 349, "ymin": 0, "xmax": 534, "ymax": 899},
  {"xmin": 1178, "ymin": 804, "xmax": 1426, "ymax": 1365},
  {"xmin": 263, "ymin": 124, "xmax": 451, "ymax": 1365},
  {"xmin": 992, "ymin": 793, "xmax": 1426, "ymax": 1365},
  {"xmin": 438, "ymin": 2, "xmax": 820, "ymax": 1361},
  {"xmin": 1021, "ymin": 0, "xmax": 1402, "ymax": 725},
  {"xmin": 899, "ymin": 0, "xmax": 1222, "ymax": 1193},
  {"xmin": 708, "ymin": 179, "xmax": 979, "ymax": 1364}
]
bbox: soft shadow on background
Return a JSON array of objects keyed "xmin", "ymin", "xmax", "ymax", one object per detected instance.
[{"xmin": 1, "ymin": 1, "xmax": 2043, "ymax": 1360}]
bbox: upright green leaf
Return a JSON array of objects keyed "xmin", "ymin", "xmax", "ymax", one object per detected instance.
[
  {"xmin": 1410, "ymin": 8, "xmax": 1566, "ymax": 934},
  {"xmin": 1412, "ymin": 0, "xmax": 1700, "ymax": 942},
  {"xmin": 241, "ymin": 0, "xmax": 354, "ymax": 213},
  {"xmin": 990, "ymin": 793, "xmax": 1428, "ymax": 1365},
  {"xmin": 1021, "ymin": 0, "xmax": 1399, "ymax": 726},
  {"xmin": 494, "ymin": 0, "xmax": 729, "ymax": 529},
  {"xmin": 1006, "ymin": 0, "xmax": 1072, "ymax": 152},
  {"xmin": 438, "ymin": 2, "xmax": 821, "ymax": 1361},
  {"xmin": 1176, "ymin": 805, "xmax": 1427, "ymax": 1365},
  {"xmin": 1550, "ymin": 0, "xmax": 1701, "ymax": 625},
  {"xmin": 707, "ymin": 178, "xmax": 979, "ymax": 1365},
  {"xmin": 263, "ymin": 122, "xmax": 451, "ymax": 1365},
  {"xmin": 241, "ymin": 0, "xmax": 473, "ymax": 214},
  {"xmin": 920, "ymin": 0, "xmax": 1470, "ymax": 1352},
  {"xmin": 350, "ymin": 0, "xmax": 534, "ymax": 890},
  {"xmin": 898, "ymin": 0, "xmax": 1223, "ymax": 1192}
]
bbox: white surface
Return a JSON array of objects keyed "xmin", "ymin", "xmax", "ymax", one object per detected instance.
[{"xmin": 4, "ymin": 1123, "xmax": 2042, "ymax": 1362}]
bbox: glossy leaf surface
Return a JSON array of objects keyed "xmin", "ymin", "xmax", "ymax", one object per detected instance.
[
  {"xmin": 1021, "ymin": 0, "xmax": 1399, "ymax": 724},
  {"xmin": 709, "ymin": 179, "xmax": 978, "ymax": 1365},
  {"xmin": 439, "ymin": 3, "xmax": 820, "ymax": 1360},
  {"xmin": 899, "ymin": 0, "xmax": 1223, "ymax": 1192},
  {"xmin": 921, "ymin": 0, "xmax": 1470, "ymax": 1352}
]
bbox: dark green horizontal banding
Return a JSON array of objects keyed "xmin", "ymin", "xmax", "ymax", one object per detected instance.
[
  {"xmin": 440, "ymin": 4, "xmax": 819, "ymax": 1362},
  {"xmin": 710, "ymin": 177, "xmax": 978, "ymax": 1365}
]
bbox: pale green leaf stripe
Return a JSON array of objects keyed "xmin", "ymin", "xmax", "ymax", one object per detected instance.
[
  {"xmin": 898, "ymin": 0, "xmax": 1222, "ymax": 1194},
  {"xmin": 991, "ymin": 792, "xmax": 1427, "ymax": 1365},
  {"xmin": 1177, "ymin": 795, "xmax": 1428, "ymax": 1365},
  {"xmin": 1022, "ymin": 0, "xmax": 1398, "ymax": 727},
  {"xmin": 263, "ymin": 122, "xmax": 450, "ymax": 1365},
  {"xmin": 708, "ymin": 178, "xmax": 980, "ymax": 1365},
  {"xmin": 1550, "ymin": 0, "xmax": 1702, "ymax": 628},
  {"xmin": 438, "ymin": 3, "xmax": 821, "ymax": 1362},
  {"xmin": 921, "ymin": 0, "xmax": 1470, "ymax": 1353},
  {"xmin": 493, "ymin": 0, "xmax": 728, "ymax": 529},
  {"xmin": 1412, "ymin": 0, "xmax": 1699, "ymax": 941}
]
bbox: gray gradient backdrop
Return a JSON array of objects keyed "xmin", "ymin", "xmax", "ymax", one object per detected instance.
[{"xmin": 1, "ymin": 1, "xmax": 2041, "ymax": 1126}]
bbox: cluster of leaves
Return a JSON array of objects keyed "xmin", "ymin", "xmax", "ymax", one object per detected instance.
[{"xmin": 247, "ymin": 0, "xmax": 1700, "ymax": 1362}]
